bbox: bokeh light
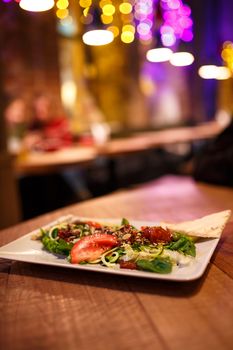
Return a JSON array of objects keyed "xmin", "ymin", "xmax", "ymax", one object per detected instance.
[
  {"xmin": 198, "ymin": 65, "xmax": 219, "ymax": 79},
  {"xmin": 19, "ymin": 0, "xmax": 55, "ymax": 12},
  {"xmin": 56, "ymin": 0, "xmax": 69, "ymax": 10},
  {"xmin": 146, "ymin": 47, "xmax": 173, "ymax": 62},
  {"xmin": 79, "ymin": 0, "xmax": 92, "ymax": 8},
  {"xmin": 101, "ymin": 14, "xmax": 113, "ymax": 24},
  {"xmin": 170, "ymin": 51, "xmax": 194, "ymax": 66},
  {"xmin": 119, "ymin": 3, "xmax": 132, "ymax": 15},
  {"xmin": 56, "ymin": 8, "xmax": 69, "ymax": 19},
  {"xmin": 82, "ymin": 29, "xmax": 114, "ymax": 46},
  {"xmin": 102, "ymin": 4, "xmax": 116, "ymax": 16},
  {"xmin": 107, "ymin": 26, "xmax": 120, "ymax": 37},
  {"xmin": 121, "ymin": 31, "xmax": 135, "ymax": 44}
]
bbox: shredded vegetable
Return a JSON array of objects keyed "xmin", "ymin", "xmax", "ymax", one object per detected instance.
[{"xmin": 35, "ymin": 218, "xmax": 196, "ymax": 274}]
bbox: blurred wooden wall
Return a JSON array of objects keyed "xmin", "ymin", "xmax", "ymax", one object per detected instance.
[
  {"xmin": 0, "ymin": 70, "xmax": 21, "ymax": 229},
  {"xmin": 0, "ymin": 2, "xmax": 62, "ymax": 228},
  {"xmin": 0, "ymin": 2, "xmax": 61, "ymax": 111}
]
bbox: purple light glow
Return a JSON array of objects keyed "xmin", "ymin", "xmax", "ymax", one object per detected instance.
[
  {"xmin": 140, "ymin": 32, "xmax": 153, "ymax": 41},
  {"xmin": 137, "ymin": 22, "xmax": 151, "ymax": 35},
  {"xmin": 163, "ymin": 10, "xmax": 177, "ymax": 21},
  {"xmin": 178, "ymin": 17, "xmax": 193, "ymax": 28},
  {"xmin": 161, "ymin": 32, "xmax": 176, "ymax": 46},
  {"xmin": 160, "ymin": 0, "xmax": 193, "ymax": 45},
  {"xmin": 3, "ymin": 0, "xmax": 13, "ymax": 3},
  {"xmin": 160, "ymin": 25, "xmax": 174, "ymax": 34},
  {"xmin": 134, "ymin": 0, "xmax": 156, "ymax": 40},
  {"xmin": 180, "ymin": 29, "xmax": 193, "ymax": 41},
  {"xmin": 167, "ymin": 0, "xmax": 181, "ymax": 10},
  {"xmin": 177, "ymin": 4, "xmax": 191, "ymax": 16},
  {"xmin": 135, "ymin": 12, "xmax": 147, "ymax": 21}
]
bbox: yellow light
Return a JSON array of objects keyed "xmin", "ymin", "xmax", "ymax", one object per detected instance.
[
  {"xmin": 82, "ymin": 29, "xmax": 114, "ymax": 46},
  {"xmin": 107, "ymin": 26, "xmax": 119, "ymax": 37},
  {"xmin": 119, "ymin": 3, "xmax": 132, "ymax": 15},
  {"xmin": 121, "ymin": 31, "xmax": 134, "ymax": 44},
  {"xmin": 101, "ymin": 14, "xmax": 113, "ymax": 24},
  {"xmin": 56, "ymin": 0, "xmax": 69, "ymax": 10},
  {"xmin": 122, "ymin": 24, "xmax": 135, "ymax": 33},
  {"xmin": 56, "ymin": 8, "xmax": 69, "ymax": 19},
  {"xmin": 146, "ymin": 48, "xmax": 173, "ymax": 62},
  {"xmin": 99, "ymin": 0, "xmax": 111, "ymax": 9},
  {"xmin": 19, "ymin": 0, "xmax": 54, "ymax": 12},
  {"xmin": 170, "ymin": 52, "xmax": 194, "ymax": 67},
  {"xmin": 79, "ymin": 0, "xmax": 92, "ymax": 8},
  {"xmin": 83, "ymin": 7, "xmax": 89, "ymax": 17},
  {"xmin": 102, "ymin": 4, "xmax": 115, "ymax": 16}
]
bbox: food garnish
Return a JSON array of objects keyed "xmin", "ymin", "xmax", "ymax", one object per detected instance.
[{"xmin": 34, "ymin": 211, "xmax": 231, "ymax": 275}]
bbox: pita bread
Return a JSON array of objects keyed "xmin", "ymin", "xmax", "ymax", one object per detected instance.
[{"xmin": 160, "ymin": 210, "xmax": 231, "ymax": 238}]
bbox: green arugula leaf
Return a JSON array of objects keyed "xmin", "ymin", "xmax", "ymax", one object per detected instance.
[
  {"xmin": 136, "ymin": 257, "xmax": 172, "ymax": 274},
  {"xmin": 42, "ymin": 235, "xmax": 73, "ymax": 256},
  {"xmin": 121, "ymin": 218, "xmax": 129, "ymax": 225},
  {"xmin": 166, "ymin": 233, "xmax": 196, "ymax": 257}
]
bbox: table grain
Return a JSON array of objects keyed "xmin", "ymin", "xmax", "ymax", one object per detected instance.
[{"xmin": 0, "ymin": 175, "xmax": 233, "ymax": 350}]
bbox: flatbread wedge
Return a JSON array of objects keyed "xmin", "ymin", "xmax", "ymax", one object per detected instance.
[{"xmin": 160, "ymin": 210, "xmax": 231, "ymax": 238}]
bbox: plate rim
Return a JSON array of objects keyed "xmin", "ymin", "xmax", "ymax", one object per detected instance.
[{"xmin": 0, "ymin": 215, "xmax": 219, "ymax": 282}]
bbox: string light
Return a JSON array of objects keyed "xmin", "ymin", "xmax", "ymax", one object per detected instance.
[
  {"xmin": 56, "ymin": 0, "xmax": 69, "ymax": 9},
  {"xmin": 15, "ymin": 1, "xmax": 195, "ymax": 48},
  {"xmin": 198, "ymin": 65, "xmax": 231, "ymax": 80},
  {"xmin": 119, "ymin": 3, "xmax": 132, "ymax": 15},
  {"xmin": 161, "ymin": 0, "xmax": 193, "ymax": 46},
  {"xmin": 107, "ymin": 25, "xmax": 120, "ymax": 37},
  {"xmin": 134, "ymin": 0, "xmax": 155, "ymax": 43},
  {"xmin": 121, "ymin": 30, "xmax": 134, "ymax": 44},
  {"xmin": 102, "ymin": 4, "xmax": 115, "ymax": 16},
  {"xmin": 146, "ymin": 47, "xmax": 173, "ymax": 62},
  {"xmin": 221, "ymin": 41, "xmax": 233, "ymax": 72},
  {"xmin": 101, "ymin": 14, "xmax": 113, "ymax": 24},
  {"xmin": 170, "ymin": 51, "xmax": 194, "ymax": 66},
  {"xmin": 55, "ymin": 0, "xmax": 69, "ymax": 19},
  {"xmin": 79, "ymin": 0, "xmax": 92, "ymax": 8},
  {"xmin": 82, "ymin": 29, "xmax": 114, "ymax": 46},
  {"xmin": 19, "ymin": 0, "xmax": 55, "ymax": 12},
  {"xmin": 215, "ymin": 66, "xmax": 232, "ymax": 80}
]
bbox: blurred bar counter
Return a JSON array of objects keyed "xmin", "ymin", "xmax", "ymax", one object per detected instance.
[{"xmin": 14, "ymin": 121, "xmax": 223, "ymax": 176}]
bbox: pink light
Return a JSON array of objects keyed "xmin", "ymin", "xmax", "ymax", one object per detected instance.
[
  {"xmin": 161, "ymin": 32, "xmax": 176, "ymax": 46},
  {"xmin": 178, "ymin": 17, "xmax": 193, "ymax": 29},
  {"xmin": 167, "ymin": 0, "xmax": 181, "ymax": 10},
  {"xmin": 163, "ymin": 10, "xmax": 177, "ymax": 21},
  {"xmin": 137, "ymin": 22, "xmax": 151, "ymax": 35},
  {"xmin": 181, "ymin": 29, "xmax": 193, "ymax": 42},
  {"xmin": 178, "ymin": 4, "xmax": 191, "ymax": 16},
  {"xmin": 135, "ymin": 12, "xmax": 147, "ymax": 21},
  {"xmin": 160, "ymin": 25, "xmax": 174, "ymax": 34},
  {"xmin": 139, "ymin": 32, "xmax": 152, "ymax": 41}
]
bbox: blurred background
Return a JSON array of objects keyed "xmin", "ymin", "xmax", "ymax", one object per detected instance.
[{"xmin": 0, "ymin": 0, "xmax": 233, "ymax": 228}]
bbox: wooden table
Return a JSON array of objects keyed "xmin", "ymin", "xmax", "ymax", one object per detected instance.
[
  {"xmin": 14, "ymin": 121, "xmax": 223, "ymax": 175},
  {"xmin": 0, "ymin": 175, "xmax": 233, "ymax": 350}
]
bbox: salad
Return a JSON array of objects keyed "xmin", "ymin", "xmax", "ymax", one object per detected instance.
[{"xmin": 34, "ymin": 218, "xmax": 197, "ymax": 274}]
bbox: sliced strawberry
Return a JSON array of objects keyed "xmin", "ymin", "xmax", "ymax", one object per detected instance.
[{"xmin": 70, "ymin": 233, "xmax": 118, "ymax": 264}]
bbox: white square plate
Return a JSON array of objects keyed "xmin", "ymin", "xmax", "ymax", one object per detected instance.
[{"xmin": 0, "ymin": 215, "xmax": 219, "ymax": 281}]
